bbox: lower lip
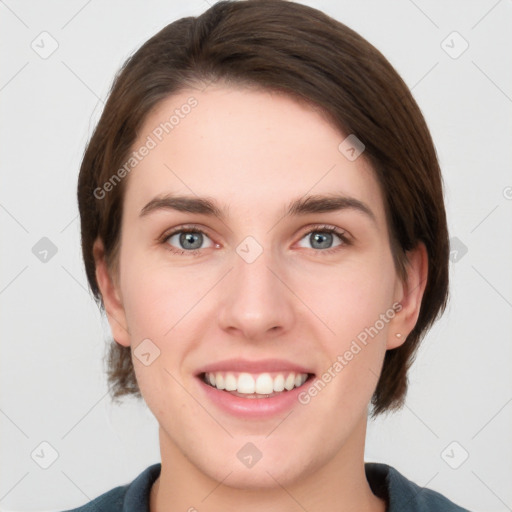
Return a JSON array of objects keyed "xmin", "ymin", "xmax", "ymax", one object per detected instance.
[{"xmin": 197, "ymin": 376, "xmax": 313, "ymax": 419}]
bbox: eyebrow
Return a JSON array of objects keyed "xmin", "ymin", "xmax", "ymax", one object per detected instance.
[{"xmin": 139, "ymin": 193, "xmax": 377, "ymax": 224}]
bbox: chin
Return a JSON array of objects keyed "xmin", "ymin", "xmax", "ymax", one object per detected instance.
[
  {"xmin": 209, "ymin": 460, "xmax": 307, "ymax": 491},
  {"xmin": 190, "ymin": 440, "xmax": 317, "ymax": 491}
]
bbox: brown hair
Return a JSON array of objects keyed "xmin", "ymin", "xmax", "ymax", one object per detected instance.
[{"xmin": 77, "ymin": 0, "xmax": 449, "ymax": 417}]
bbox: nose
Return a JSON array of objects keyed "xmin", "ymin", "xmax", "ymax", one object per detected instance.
[{"xmin": 216, "ymin": 244, "xmax": 296, "ymax": 341}]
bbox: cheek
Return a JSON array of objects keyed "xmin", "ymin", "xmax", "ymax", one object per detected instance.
[
  {"xmin": 119, "ymin": 252, "xmax": 195, "ymax": 339},
  {"xmin": 304, "ymin": 251, "xmax": 396, "ymax": 336},
  {"xmin": 119, "ymin": 257, "xmax": 196, "ymax": 415},
  {"xmin": 303, "ymin": 253, "xmax": 395, "ymax": 392},
  {"xmin": 118, "ymin": 251, "xmax": 210, "ymax": 397}
]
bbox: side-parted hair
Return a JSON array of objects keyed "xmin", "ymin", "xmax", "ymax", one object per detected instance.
[{"xmin": 77, "ymin": 0, "xmax": 449, "ymax": 417}]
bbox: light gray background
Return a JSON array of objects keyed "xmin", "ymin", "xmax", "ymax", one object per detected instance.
[{"xmin": 1, "ymin": 1, "xmax": 511, "ymax": 511}]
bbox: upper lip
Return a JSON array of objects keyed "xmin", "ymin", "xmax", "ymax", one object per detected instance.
[{"xmin": 196, "ymin": 358, "xmax": 314, "ymax": 375}]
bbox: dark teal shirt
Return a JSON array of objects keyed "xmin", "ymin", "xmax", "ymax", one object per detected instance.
[{"xmin": 62, "ymin": 462, "xmax": 471, "ymax": 511}]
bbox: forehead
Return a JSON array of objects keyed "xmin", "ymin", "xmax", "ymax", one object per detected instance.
[{"xmin": 123, "ymin": 85, "xmax": 387, "ymax": 230}]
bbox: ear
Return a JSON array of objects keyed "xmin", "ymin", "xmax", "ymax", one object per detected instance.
[
  {"xmin": 92, "ymin": 237, "xmax": 131, "ymax": 347},
  {"xmin": 387, "ymin": 241, "xmax": 428, "ymax": 350}
]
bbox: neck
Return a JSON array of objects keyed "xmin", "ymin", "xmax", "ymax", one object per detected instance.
[{"xmin": 150, "ymin": 415, "xmax": 386, "ymax": 512}]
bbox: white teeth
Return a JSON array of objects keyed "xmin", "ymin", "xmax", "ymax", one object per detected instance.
[
  {"xmin": 255, "ymin": 373, "xmax": 274, "ymax": 394},
  {"xmin": 273, "ymin": 374, "xmax": 285, "ymax": 392},
  {"xmin": 216, "ymin": 373, "xmax": 225, "ymax": 390},
  {"xmin": 237, "ymin": 373, "xmax": 255, "ymax": 394},
  {"xmin": 224, "ymin": 373, "xmax": 237, "ymax": 391},
  {"xmin": 284, "ymin": 374, "xmax": 295, "ymax": 391},
  {"xmin": 204, "ymin": 371, "xmax": 309, "ymax": 395}
]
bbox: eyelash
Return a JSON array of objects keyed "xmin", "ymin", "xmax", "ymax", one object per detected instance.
[{"xmin": 160, "ymin": 224, "xmax": 351, "ymax": 257}]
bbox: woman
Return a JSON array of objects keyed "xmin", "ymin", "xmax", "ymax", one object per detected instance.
[{"xmin": 69, "ymin": 0, "xmax": 470, "ymax": 510}]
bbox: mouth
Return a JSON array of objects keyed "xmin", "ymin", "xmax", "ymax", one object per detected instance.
[
  {"xmin": 200, "ymin": 371, "xmax": 315, "ymax": 399},
  {"xmin": 195, "ymin": 359, "xmax": 315, "ymax": 418}
]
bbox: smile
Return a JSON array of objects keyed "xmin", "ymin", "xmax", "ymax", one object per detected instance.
[
  {"xmin": 202, "ymin": 371, "xmax": 311, "ymax": 398},
  {"xmin": 196, "ymin": 358, "xmax": 315, "ymax": 417}
]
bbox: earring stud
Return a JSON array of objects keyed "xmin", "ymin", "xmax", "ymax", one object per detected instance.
[{"xmin": 395, "ymin": 333, "xmax": 402, "ymax": 338}]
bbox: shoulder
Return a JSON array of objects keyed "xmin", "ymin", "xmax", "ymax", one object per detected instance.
[
  {"xmin": 365, "ymin": 462, "xmax": 472, "ymax": 511},
  {"xmin": 61, "ymin": 486, "xmax": 127, "ymax": 512},
  {"xmin": 60, "ymin": 463, "xmax": 161, "ymax": 512}
]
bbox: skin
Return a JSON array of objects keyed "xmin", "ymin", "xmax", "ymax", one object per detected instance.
[{"xmin": 93, "ymin": 83, "xmax": 427, "ymax": 512}]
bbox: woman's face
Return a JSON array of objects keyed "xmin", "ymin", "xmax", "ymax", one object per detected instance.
[{"xmin": 96, "ymin": 84, "xmax": 423, "ymax": 489}]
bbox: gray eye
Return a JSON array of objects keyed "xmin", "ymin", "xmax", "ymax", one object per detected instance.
[
  {"xmin": 297, "ymin": 230, "xmax": 343, "ymax": 250},
  {"xmin": 166, "ymin": 230, "xmax": 214, "ymax": 251},
  {"xmin": 310, "ymin": 232, "xmax": 334, "ymax": 249},
  {"xmin": 179, "ymin": 232, "xmax": 203, "ymax": 250}
]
